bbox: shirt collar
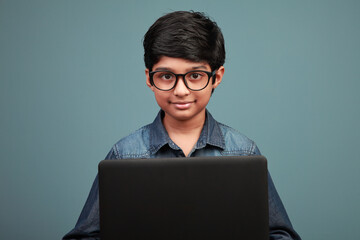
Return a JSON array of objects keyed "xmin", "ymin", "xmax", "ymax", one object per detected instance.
[{"xmin": 149, "ymin": 110, "xmax": 226, "ymax": 154}]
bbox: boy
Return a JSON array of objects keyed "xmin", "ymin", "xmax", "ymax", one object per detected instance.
[{"xmin": 63, "ymin": 11, "xmax": 301, "ymax": 240}]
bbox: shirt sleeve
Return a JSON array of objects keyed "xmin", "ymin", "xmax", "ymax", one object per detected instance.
[
  {"xmin": 62, "ymin": 148, "xmax": 117, "ymax": 240},
  {"xmin": 268, "ymin": 172, "xmax": 302, "ymax": 240},
  {"xmin": 254, "ymin": 145, "xmax": 302, "ymax": 240}
]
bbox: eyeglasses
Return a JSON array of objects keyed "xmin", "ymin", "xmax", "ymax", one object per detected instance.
[{"xmin": 149, "ymin": 70, "xmax": 216, "ymax": 91}]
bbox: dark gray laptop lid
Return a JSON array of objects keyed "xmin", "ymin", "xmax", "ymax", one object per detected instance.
[{"xmin": 99, "ymin": 155, "xmax": 268, "ymax": 240}]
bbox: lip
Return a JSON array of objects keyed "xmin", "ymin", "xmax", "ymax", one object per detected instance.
[{"xmin": 171, "ymin": 101, "xmax": 195, "ymax": 110}]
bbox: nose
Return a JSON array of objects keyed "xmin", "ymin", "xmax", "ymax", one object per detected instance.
[{"xmin": 173, "ymin": 77, "xmax": 190, "ymax": 96}]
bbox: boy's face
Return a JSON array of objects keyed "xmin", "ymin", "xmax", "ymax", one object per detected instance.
[{"xmin": 146, "ymin": 56, "xmax": 224, "ymax": 123}]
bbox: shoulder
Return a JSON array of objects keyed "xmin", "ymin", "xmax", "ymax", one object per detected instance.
[
  {"xmin": 217, "ymin": 122, "xmax": 260, "ymax": 156},
  {"xmin": 106, "ymin": 124, "xmax": 152, "ymax": 159}
]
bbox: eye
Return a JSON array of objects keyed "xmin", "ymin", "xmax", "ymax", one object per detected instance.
[
  {"xmin": 191, "ymin": 73, "xmax": 200, "ymax": 79},
  {"xmin": 188, "ymin": 72, "xmax": 204, "ymax": 80},
  {"xmin": 160, "ymin": 73, "xmax": 174, "ymax": 80}
]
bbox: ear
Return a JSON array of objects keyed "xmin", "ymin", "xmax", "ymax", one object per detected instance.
[
  {"xmin": 145, "ymin": 69, "xmax": 154, "ymax": 91},
  {"xmin": 212, "ymin": 66, "xmax": 225, "ymax": 90}
]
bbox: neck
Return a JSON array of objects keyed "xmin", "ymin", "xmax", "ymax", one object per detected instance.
[{"xmin": 162, "ymin": 110, "xmax": 206, "ymax": 156}]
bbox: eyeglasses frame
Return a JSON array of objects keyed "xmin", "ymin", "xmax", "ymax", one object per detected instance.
[{"xmin": 149, "ymin": 70, "xmax": 217, "ymax": 91}]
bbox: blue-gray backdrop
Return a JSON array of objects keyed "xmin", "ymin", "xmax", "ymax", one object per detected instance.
[{"xmin": 1, "ymin": 0, "xmax": 359, "ymax": 239}]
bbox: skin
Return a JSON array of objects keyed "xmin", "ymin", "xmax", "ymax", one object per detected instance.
[{"xmin": 146, "ymin": 56, "xmax": 225, "ymax": 156}]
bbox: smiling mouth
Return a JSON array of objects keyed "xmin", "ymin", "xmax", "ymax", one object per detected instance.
[{"xmin": 171, "ymin": 100, "xmax": 196, "ymax": 109}]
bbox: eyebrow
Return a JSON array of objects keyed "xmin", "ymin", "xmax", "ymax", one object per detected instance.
[{"xmin": 153, "ymin": 65, "xmax": 209, "ymax": 72}]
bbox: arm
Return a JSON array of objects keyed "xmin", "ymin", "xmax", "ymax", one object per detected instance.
[
  {"xmin": 62, "ymin": 176, "xmax": 100, "ymax": 240},
  {"xmin": 62, "ymin": 149, "xmax": 117, "ymax": 240},
  {"xmin": 253, "ymin": 146, "xmax": 301, "ymax": 240},
  {"xmin": 268, "ymin": 173, "xmax": 302, "ymax": 240}
]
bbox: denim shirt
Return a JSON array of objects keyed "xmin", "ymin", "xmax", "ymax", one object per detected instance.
[{"xmin": 63, "ymin": 110, "xmax": 301, "ymax": 240}]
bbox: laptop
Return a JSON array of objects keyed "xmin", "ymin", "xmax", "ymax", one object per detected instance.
[{"xmin": 98, "ymin": 155, "xmax": 269, "ymax": 240}]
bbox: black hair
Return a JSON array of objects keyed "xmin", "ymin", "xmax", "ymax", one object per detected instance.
[{"xmin": 143, "ymin": 11, "xmax": 225, "ymax": 71}]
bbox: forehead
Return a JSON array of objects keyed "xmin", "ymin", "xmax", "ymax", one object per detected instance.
[{"xmin": 153, "ymin": 56, "xmax": 211, "ymax": 72}]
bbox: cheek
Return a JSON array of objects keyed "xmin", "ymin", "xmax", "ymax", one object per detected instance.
[
  {"xmin": 154, "ymin": 92, "xmax": 169, "ymax": 105},
  {"xmin": 198, "ymin": 90, "xmax": 212, "ymax": 102}
]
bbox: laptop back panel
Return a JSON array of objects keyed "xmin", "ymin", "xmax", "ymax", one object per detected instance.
[{"xmin": 99, "ymin": 156, "xmax": 268, "ymax": 240}]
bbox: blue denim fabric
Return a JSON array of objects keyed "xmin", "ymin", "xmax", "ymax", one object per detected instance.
[{"xmin": 63, "ymin": 110, "xmax": 301, "ymax": 240}]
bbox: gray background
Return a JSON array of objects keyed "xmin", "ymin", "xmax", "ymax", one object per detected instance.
[{"xmin": 1, "ymin": 0, "xmax": 359, "ymax": 239}]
